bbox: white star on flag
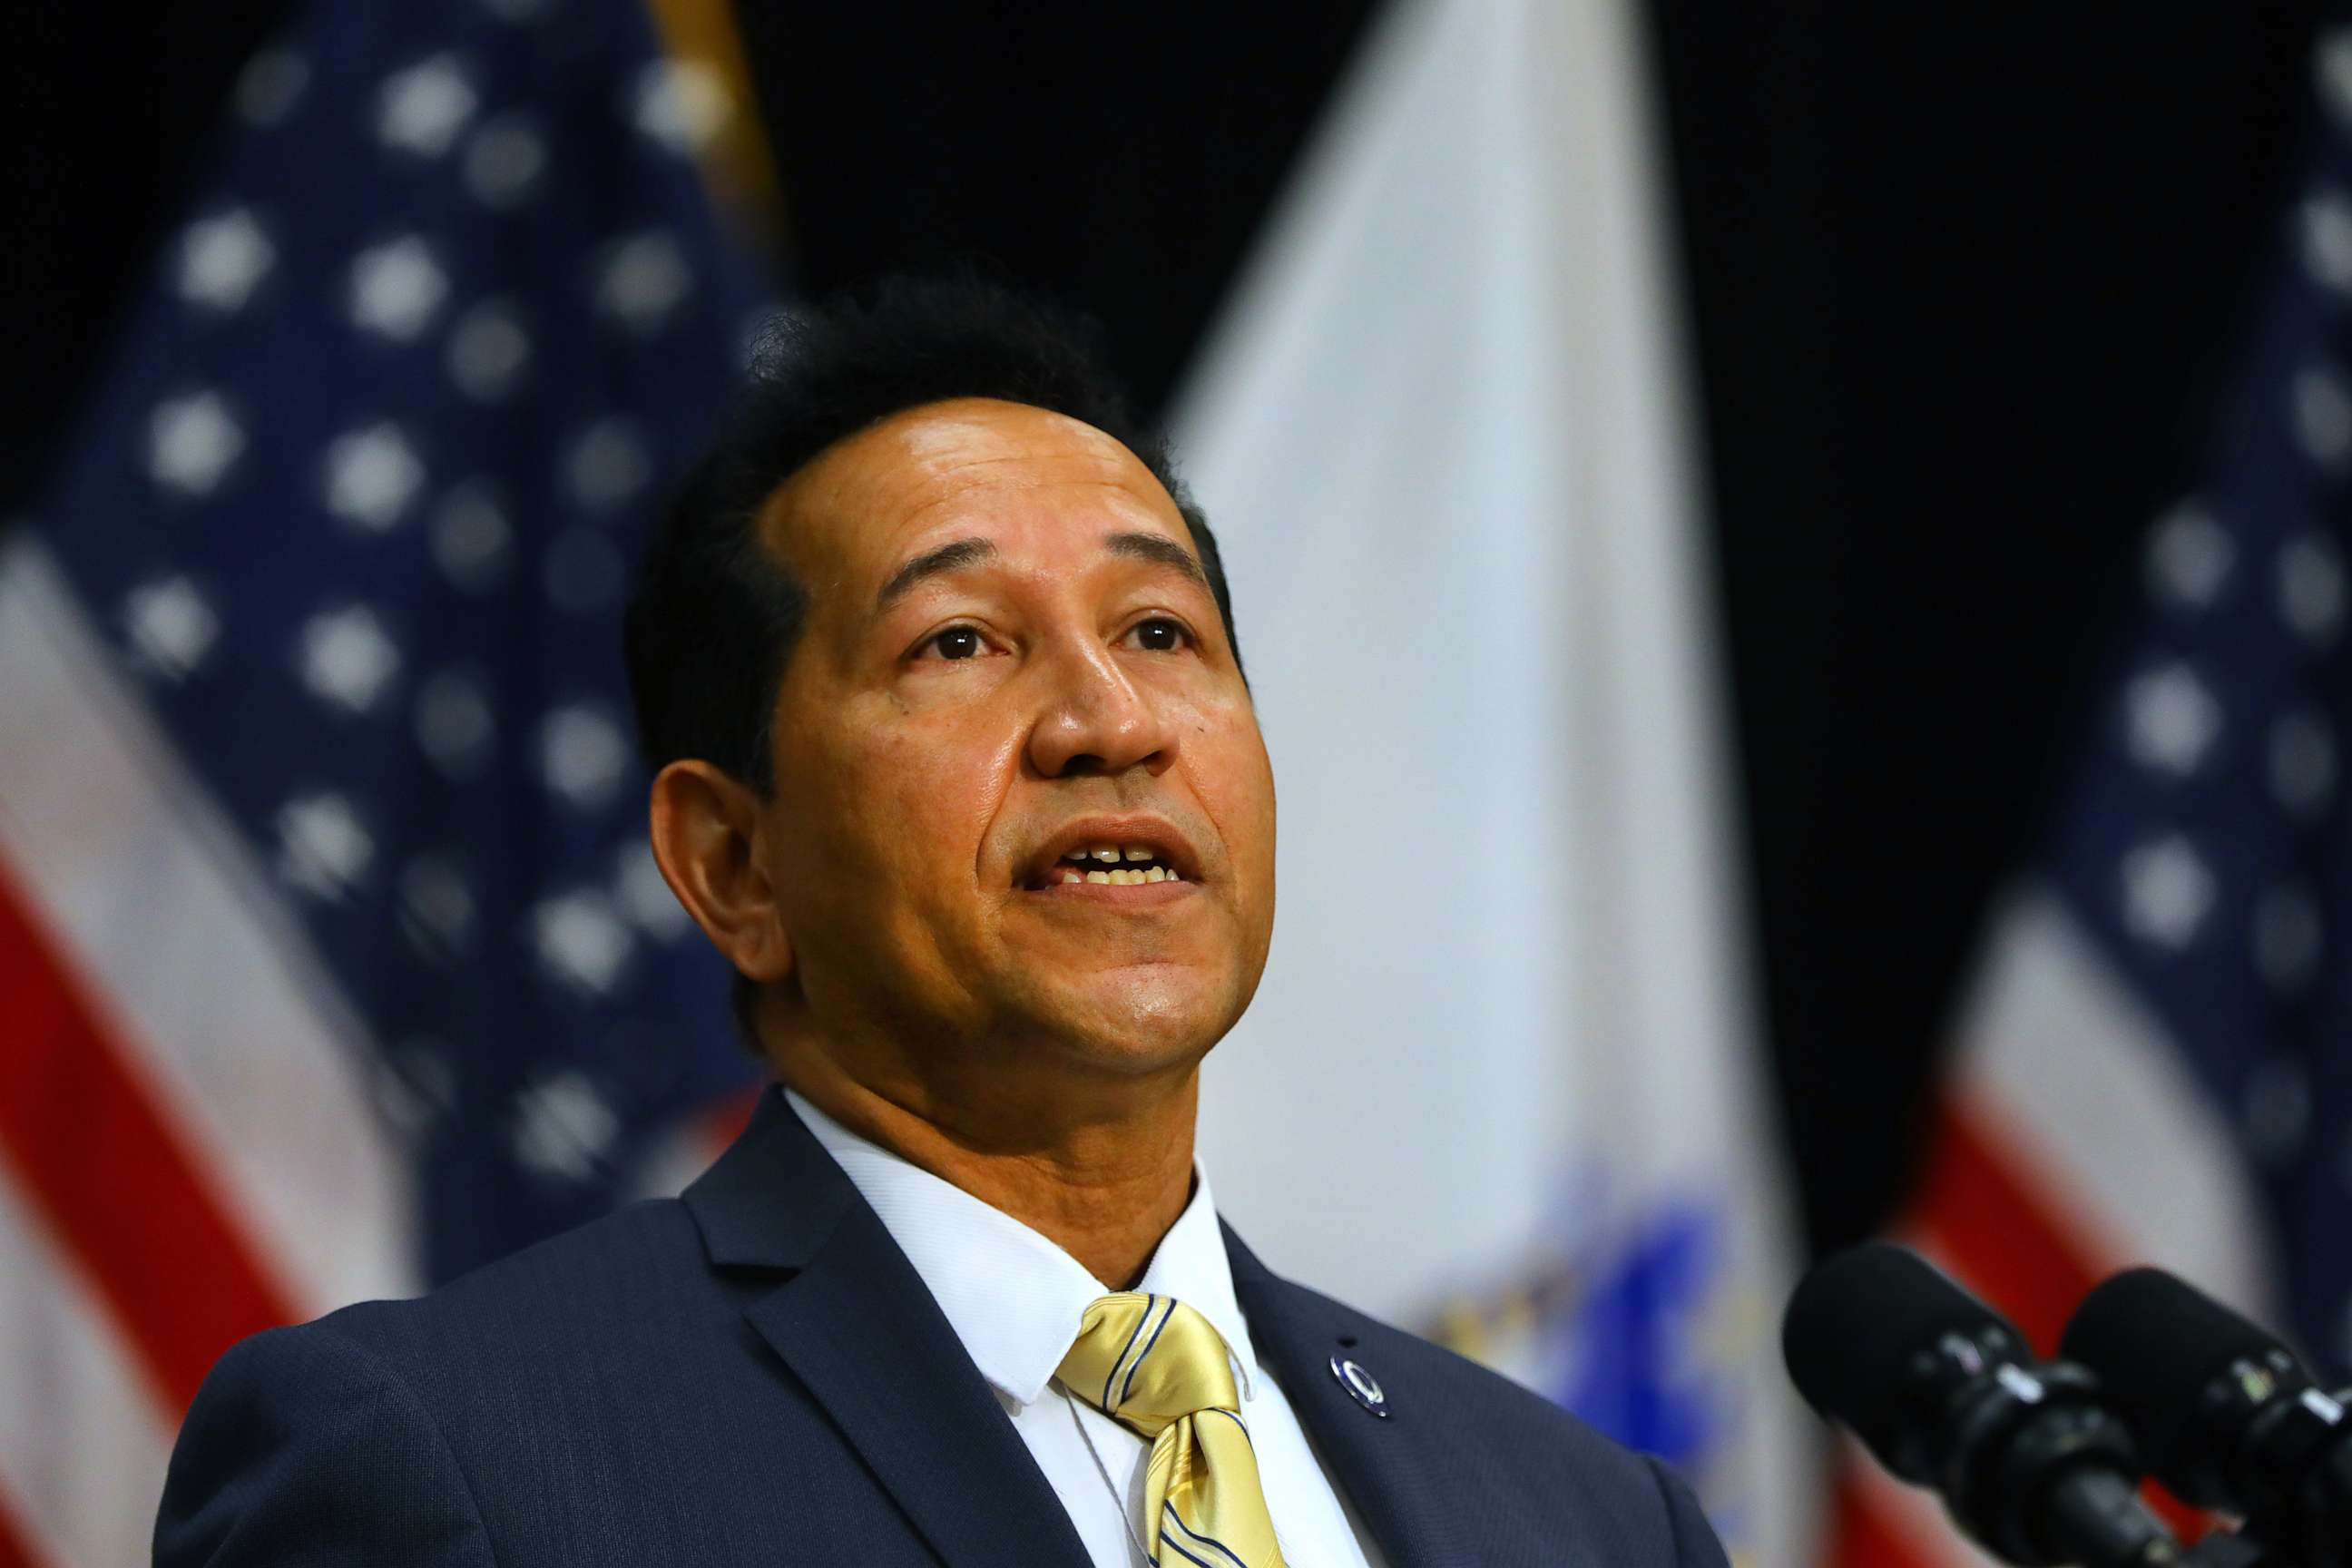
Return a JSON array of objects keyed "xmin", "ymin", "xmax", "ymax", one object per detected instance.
[
  {"xmin": 512, "ymin": 1072, "xmax": 621, "ymax": 1182},
  {"xmin": 377, "ymin": 54, "xmax": 476, "ymax": 156},
  {"xmin": 532, "ymin": 892, "xmax": 634, "ymax": 996},
  {"xmin": 2124, "ymin": 662, "xmax": 2223, "ymax": 776},
  {"xmin": 323, "ymin": 423, "xmax": 426, "ymax": 529},
  {"xmin": 122, "ymin": 577, "xmax": 220, "ymax": 680},
  {"xmin": 149, "ymin": 392, "xmax": 245, "ymax": 496},
  {"xmin": 2121, "ymin": 835, "xmax": 2217, "ymax": 949},
  {"xmin": 447, "ymin": 300, "xmax": 532, "ymax": 400},
  {"xmin": 539, "ymin": 706, "xmax": 629, "ymax": 807},
  {"xmin": 596, "ymin": 230, "xmax": 693, "ymax": 335},
  {"xmin": 632, "ymin": 59, "xmax": 730, "ymax": 155},
  {"xmin": 277, "ymin": 792, "xmax": 377, "ymax": 899},
  {"xmin": 349, "ymin": 236, "xmax": 449, "ymax": 340},
  {"xmin": 298, "ymin": 605, "xmax": 403, "ymax": 712},
  {"xmin": 179, "ymin": 210, "xmax": 276, "ymax": 312},
  {"xmin": 464, "ymin": 114, "xmax": 548, "ymax": 207}
]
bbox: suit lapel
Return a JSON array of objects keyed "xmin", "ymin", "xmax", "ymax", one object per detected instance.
[
  {"xmin": 685, "ymin": 1090, "xmax": 1089, "ymax": 1568},
  {"xmin": 1223, "ymin": 1221, "xmax": 1462, "ymax": 1566}
]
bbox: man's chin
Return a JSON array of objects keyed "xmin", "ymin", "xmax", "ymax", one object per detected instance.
[{"xmin": 1023, "ymin": 975, "xmax": 1235, "ymax": 1075}]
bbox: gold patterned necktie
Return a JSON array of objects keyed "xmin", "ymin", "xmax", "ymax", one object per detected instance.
[{"xmin": 1055, "ymin": 1292, "xmax": 1287, "ymax": 1568}]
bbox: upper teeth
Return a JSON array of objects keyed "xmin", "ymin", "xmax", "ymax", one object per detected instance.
[
  {"xmin": 1063, "ymin": 845, "xmax": 1159, "ymax": 863},
  {"xmin": 1054, "ymin": 844, "xmax": 1181, "ymax": 885}
]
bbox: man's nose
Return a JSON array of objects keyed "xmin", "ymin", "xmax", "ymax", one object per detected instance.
[{"xmin": 1024, "ymin": 635, "xmax": 1180, "ymax": 779}]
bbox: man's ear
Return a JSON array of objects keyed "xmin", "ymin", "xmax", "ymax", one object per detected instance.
[{"xmin": 646, "ymin": 760, "xmax": 795, "ymax": 985}]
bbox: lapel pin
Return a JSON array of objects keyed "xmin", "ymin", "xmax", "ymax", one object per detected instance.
[{"xmin": 1329, "ymin": 1355, "xmax": 1389, "ymax": 1418}]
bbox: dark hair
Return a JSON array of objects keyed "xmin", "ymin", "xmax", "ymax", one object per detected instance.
[
  {"xmin": 625, "ymin": 272, "xmax": 1240, "ymax": 789},
  {"xmin": 622, "ymin": 272, "xmax": 1243, "ymax": 1041}
]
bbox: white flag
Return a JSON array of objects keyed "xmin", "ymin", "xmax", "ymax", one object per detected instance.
[{"xmin": 1175, "ymin": 0, "xmax": 1814, "ymax": 1560}]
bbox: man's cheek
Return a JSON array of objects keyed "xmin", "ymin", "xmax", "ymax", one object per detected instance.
[
  {"xmin": 876, "ymin": 804, "xmax": 976, "ymax": 910},
  {"xmin": 864, "ymin": 726, "xmax": 982, "ymax": 801}
]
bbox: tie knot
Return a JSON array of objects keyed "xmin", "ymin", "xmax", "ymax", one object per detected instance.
[{"xmin": 1057, "ymin": 1293, "xmax": 1238, "ymax": 1435}]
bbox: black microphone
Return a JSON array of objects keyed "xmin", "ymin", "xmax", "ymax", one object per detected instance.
[
  {"xmin": 1784, "ymin": 1243, "xmax": 2184, "ymax": 1567},
  {"xmin": 2063, "ymin": 1268, "xmax": 2352, "ymax": 1565}
]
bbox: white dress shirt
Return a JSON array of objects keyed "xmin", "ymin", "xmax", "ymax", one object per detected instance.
[{"xmin": 784, "ymin": 1089, "xmax": 1387, "ymax": 1568}]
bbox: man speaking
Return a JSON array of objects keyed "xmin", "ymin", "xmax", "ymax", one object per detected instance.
[{"xmin": 155, "ymin": 276, "xmax": 1730, "ymax": 1567}]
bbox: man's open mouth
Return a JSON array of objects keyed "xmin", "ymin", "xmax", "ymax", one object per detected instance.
[
  {"xmin": 1015, "ymin": 817, "xmax": 1203, "ymax": 891},
  {"xmin": 1024, "ymin": 845, "xmax": 1188, "ymax": 890}
]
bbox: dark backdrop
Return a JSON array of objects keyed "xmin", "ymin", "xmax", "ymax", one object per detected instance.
[{"xmin": 2, "ymin": 0, "xmax": 2323, "ymax": 1256}]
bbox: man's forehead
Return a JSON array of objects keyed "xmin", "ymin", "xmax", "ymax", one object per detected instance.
[
  {"xmin": 884, "ymin": 397, "xmax": 1136, "ymax": 475},
  {"xmin": 760, "ymin": 397, "xmax": 1180, "ymax": 577}
]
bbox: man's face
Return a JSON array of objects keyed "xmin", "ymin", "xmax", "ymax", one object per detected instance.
[{"xmin": 750, "ymin": 397, "xmax": 1276, "ymax": 1080}]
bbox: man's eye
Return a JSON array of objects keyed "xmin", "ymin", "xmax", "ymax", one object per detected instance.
[
  {"xmin": 1126, "ymin": 617, "xmax": 1191, "ymax": 652},
  {"xmin": 920, "ymin": 626, "xmax": 986, "ymax": 661}
]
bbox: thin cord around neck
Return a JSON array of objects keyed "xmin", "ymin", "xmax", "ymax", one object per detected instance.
[{"xmin": 1060, "ymin": 1381, "xmax": 1152, "ymax": 1567}]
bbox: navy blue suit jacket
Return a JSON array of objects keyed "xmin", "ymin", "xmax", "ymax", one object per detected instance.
[{"xmin": 156, "ymin": 1088, "xmax": 1730, "ymax": 1565}]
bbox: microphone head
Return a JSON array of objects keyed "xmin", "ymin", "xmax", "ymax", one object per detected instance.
[
  {"xmin": 1782, "ymin": 1243, "xmax": 2025, "ymax": 1464},
  {"xmin": 2059, "ymin": 1268, "xmax": 2284, "ymax": 1480}
]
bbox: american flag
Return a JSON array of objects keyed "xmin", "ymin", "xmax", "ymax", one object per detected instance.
[
  {"xmin": 1837, "ymin": 22, "xmax": 2352, "ymax": 1568},
  {"xmin": 0, "ymin": 0, "xmax": 765, "ymax": 1561}
]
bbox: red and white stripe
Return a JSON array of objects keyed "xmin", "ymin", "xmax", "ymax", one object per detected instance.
[
  {"xmin": 1835, "ymin": 890, "xmax": 2274, "ymax": 1568},
  {"xmin": 0, "ymin": 538, "xmax": 416, "ymax": 1568}
]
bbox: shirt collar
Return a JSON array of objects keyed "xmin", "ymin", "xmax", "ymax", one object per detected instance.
[{"xmin": 784, "ymin": 1088, "xmax": 1256, "ymax": 1406}]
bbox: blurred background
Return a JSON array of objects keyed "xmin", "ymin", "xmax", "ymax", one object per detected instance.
[{"xmin": 3, "ymin": 1, "xmax": 2345, "ymax": 1564}]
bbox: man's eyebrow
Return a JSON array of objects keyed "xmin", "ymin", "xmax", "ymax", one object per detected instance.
[
  {"xmin": 876, "ymin": 537, "xmax": 998, "ymax": 613},
  {"xmin": 1104, "ymin": 531, "xmax": 1210, "ymax": 594},
  {"xmin": 874, "ymin": 531, "xmax": 1209, "ymax": 617}
]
